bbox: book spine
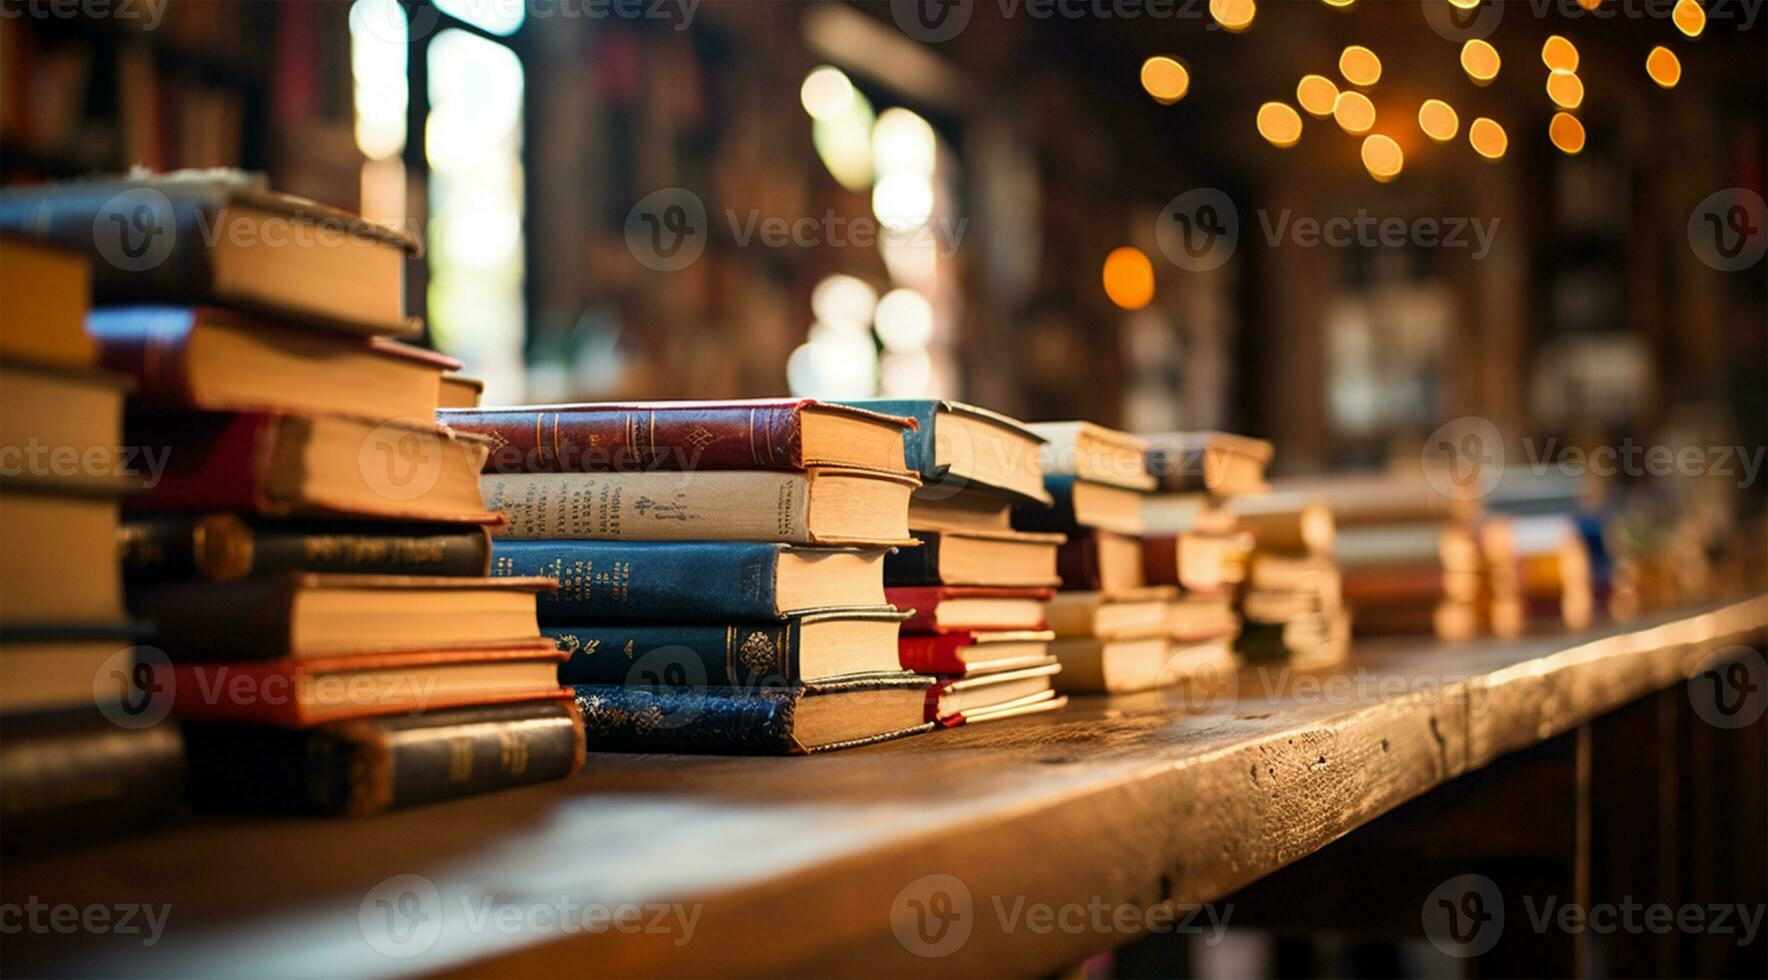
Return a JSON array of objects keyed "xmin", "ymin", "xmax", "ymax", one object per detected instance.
[
  {"xmin": 883, "ymin": 533, "xmax": 943, "ymax": 585},
  {"xmin": 0, "ymin": 194, "xmax": 216, "ymax": 305},
  {"xmin": 181, "ymin": 700, "xmax": 586, "ymax": 815},
  {"xmin": 573, "ymin": 684, "xmax": 805, "ymax": 754},
  {"xmin": 897, "ymin": 634, "xmax": 971, "ymax": 675},
  {"xmin": 482, "ymin": 471, "xmax": 812, "ymax": 543},
  {"xmin": 545, "ymin": 620, "xmax": 803, "ymax": 687},
  {"xmin": 1011, "ymin": 475, "xmax": 1081, "ymax": 533},
  {"xmin": 490, "ymin": 540, "xmax": 782, "ymax": 622},
  {"xmin": 122, "ymin": 516, "xmax": 493, "ymax": 583},
  {"xmin": 449, "ymin": 405, "xmax": 808, "ymax": 473},
  {"xmin": 885, "ymin": 586, "xmax": 946, "ymax": 631},
  {"xmin": 1057, "ymin": 534, "xmax": 1104, "ymax": 591},
  {"xmin": 0, "ymin": 712, "xmax": 184, "ymax": 856},
  {"xmin": 1142, "ymin": 534, "xmax": 1180, "ymax": 587},
  {"xmin": 125, "ymin": 410, "xmax": 273, "ymax": 514},
  {"xmin": 87, "ymin": 306, "xmax": 200, "ymax": 404}
]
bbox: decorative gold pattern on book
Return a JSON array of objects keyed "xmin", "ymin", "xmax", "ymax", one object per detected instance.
[
  {"xmin": 580, "ymin": 694, "xmax": 663, "ymax": 736},
  {"xmin": 738, "ymin": 631, "xmax": 776, "ymax": 673},
  {"xmin": 542, "ymin": 557, "xmax": 632, "ymax": 604}
]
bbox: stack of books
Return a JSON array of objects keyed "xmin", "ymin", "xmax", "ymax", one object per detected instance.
[
  {"xmin": 861, "ymin": 400, "xmax": 1067, "ymax": 727},
  {"xmin": 453, "ymin": 399, "xmax": 942, "ymax": 754},
  {"xmin": 1228, "ymin": 490, "xmax": 1350, "ymax": 668},
  {"xmin": 0, "ymin": 236, "xmax": 183, "ymax": 852},
  {"xmin": 1480, "ymin": 513, "xmax": 1594, "ymax": 634},
  {"xmin": 2, "ymin": 173, "xmax": 584, "ymax": 817}
]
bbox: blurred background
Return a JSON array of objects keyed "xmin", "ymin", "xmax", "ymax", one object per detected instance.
[{"xmin": 3, "ymin": 0, "xmax": 1763, "ymax": 492}]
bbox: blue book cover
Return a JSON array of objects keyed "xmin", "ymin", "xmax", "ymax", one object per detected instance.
[
  {"xmin": 572, "ymin": 675, "xmax": 934, "ymax": 754},
  {"xmin": 492, "ymin": 540, "xmax": 803, "ymax": 622}
]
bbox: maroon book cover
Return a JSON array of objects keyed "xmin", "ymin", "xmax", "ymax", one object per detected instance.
[
  {"xmin": 1142, "ymin": 534, "xmax": 1180, "ymax": 587},
  {"xmin": 441, "ymin": 399, "xmax": 913, "ymax": 474},
  {"xmin": 887, "ymin": 586, "xmax": 1054, "ymax": 633}
]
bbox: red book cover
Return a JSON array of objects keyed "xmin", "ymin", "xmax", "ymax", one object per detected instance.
[
  {"xmin": 1142, "ymin": 534, "xmax": 1180, "ymax": 587},
  {"xmin": 161, "ymin": 645, "xmax": 569, "ymax": 727},
  {"xmin": 887, "ymin": 586, "xmax": 1054, "ymax": 632},
  {"xmin": 898, "ymin": 632, "xmax": 982, "ymax": 675},
  {"xmin": 440, "ymin": 399, "xmax": 914, "ymax": 474}
]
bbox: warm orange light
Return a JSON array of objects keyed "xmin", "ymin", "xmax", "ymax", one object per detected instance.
[
  {"xmin": 1418, "ymin": 99, "xmax": 1460, "ymax": 142},
  {"xmin": 1673, "ymin": 0, "xmax": 1706, "ymax": 36},
  {"xmin": 1338, "ymin": 46, "xmax": 1381, "ymax": 87},
  {"xmin": 1577, "ymin": 0, "xmax": 1603, "ymax": 8},
  {"xmin": 1549, "ymin": 112, "xmax": 1586, "ymax": 154},
  {"xmin": 1333, "ymin": 91, "xmax": 1376, "ymax": 134},
  {"xmin": 1297, "ymin": 75, "xmax": 1339, "ymax": 117},
  {"xmin": 1646, "ymin": 46, "xmax": 1682, "ymax": 88},
  {"xmin": 1448, "ymin": 0, "xmax": 1480, "ymax": 8},
  {"xmin": 1322, "ymin": 0, "xmax": 1355, "ymax": 8},
  {"xmin": 1141, "ymin": 56, "xmax": 1191, "ymax": 104},
  {"xmin": 1103, "ymin": 247, "xmax": 1156, "ymax": 310},
  {"xmin": 1469, "ymin": 117, "xmax": 1507, "ymax": 160},
  {"xmin": 1546, "ymin": 69, "xmax": 1584, "ymax": 109},
  {"xmin": 1209, "ymin": 0, "xmax": 1257, "ymax": 32},
  {"xmin": 1461, "ymin": 39, "xmax": 1501, "ymax": 85},
  {"xmin": 1541, "ymin": 35, "xmax": 1579, "ymax": 72},
  {"xmin": 1257, "ymin": 102, "xmax": 1304, "ymax": 148},
  {"xmin": 1361, "ymin": 134, "xmax": 1404, "ymax": 181}
]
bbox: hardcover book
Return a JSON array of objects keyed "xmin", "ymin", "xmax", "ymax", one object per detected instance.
[
  {"xmin": 0, "ymin": 171, "xmax": 420, "ymax": 337},
  {"xmin": 1144, "ymin": 431, "xmax": 1272, "ymax": 495},
  {"xmin": 1013, "ymin": 474, "xmax": 1147, "ymax": 536},
  {"xmin": 121, "ymin": 515, "xmax": 493, "ymax": 583},
  {"xmin": 1, "ymin": 480, "xmax": 133, "ymax": 627},
  {"xmin": 1044, "ymin": 589, "xmax": 1175, "ymax": 640},
  {"xmin": 906, "ymin": 485, "xmax": 1015, "ymax": 532},
  {"xmin": 0, "ymin": 708, "xmax": 183, "ymax": 856},
  {"xmin": 1142, "ymin": 531, "xmax": 1253, "ymax": 592},
  {"xmin": 0, "ymin": 360, "xmax": 128, "ymax": 489},
  {"xmin": 442, "ymin": 399, "xmax": 914, "ymax": 475},
  {"xmin": 127, "ymin": 410, "xmax": 501, "ymax": 525},
  {"xmin": 898, "ymin": 630, "xmax": 1055, "ymax": 677},
  {"xmin": 1056, "ymin": 530, "xmax": 1147, "ymax": 594},
  {"xmin": 847, "ymin": 399, "xmax": 1050, "ymax": 504},
  {"xmin": 1029, "ymin": 421, "xmax": 1155, "ymax": 492},
  {"xmin": 161, "ymin": 644, "xmax": 569, "ymax": 726},
  {"xmin": 883, "ymin": 529, "xmax": 1064, "ymax": 588},
  {"xmin": 89, "ymin": 306, "xmax": 458, "ymax": 421},
  {"xmin": 1051, "ymin": 634, "xmax": 1173, "ymax": 694},
  {"xmin": 491, "ymin": 540, "xmax": 886, "ymax": 622},
  {"xmin": 136, "ymin": 573, "xmax": 554, "ymax": 659},
  {"xmin": 926, "ymin": 661, "xmax": 1062, "ymax": 726},
  {"xmin": 0, "ymin": 235, "xmax": 94, "ymax": 367},
  {"xmin": 1228, "ymin": 493, "xmax": 1336, "ymax": 555},
  {"xmin": 545, "ymin": 607, "xmax": 910, "ymax": 687},
  {"xmin": 182, "ymin": 698, "xmax": 585, "ymax": 815},
  {"xmin": 572, "ymin": 674, "xmax": 935, "ymax": 754},
  {"xmin": 482, "ymin": 467, "xmax": 918, "ymax": 547},
  {"xmin": 0, "ymin": 625, "xmax": 141, "ymax": 714},
  {"xmin": 888, "ymin": 585, "xmax": 1052, "ymax": 633},
  {"xmin": 438, "ymin": 374, "xmax": 484, "ymax": 409}
]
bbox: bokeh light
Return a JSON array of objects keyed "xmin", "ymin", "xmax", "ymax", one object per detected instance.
[
  {"xmin": 1103, "ymin": 247, "xmax": 1156, "ymax": 310},
  {"xmin": 1338, "ymin": 46, "xmax": 1381, "ymax": 87},
  {"xmin": 1461, "ymin": 40, "xmax": 1501, "ymax": 85},
  {"xmin": 1297, "ymin": 75, "xmax": 1339, "ymax": 117},
  {"xmin": 1361, "ymin": 134, "xmax": 1403, "ymax": 181},
  {"xmin": 1546, "ymin": 70, "xmax": 1585, "ymax": 110},
  {"xmin": 1417, "ymin": 99, "xmax": 1459, "ymax": 142},
  {"xmin": 1549, "ymin": 112, "xmax": 1586, "ymax": 154},
  {"xmin": 800, "ymin": 66, "xmax": 855, "ymax": 121},
  {"xmin": 1469, "ymin": 117, "xmax": 1508, "ymax": 160},
  {"xmin": 1646, "ymin": 46, "xmax": 1682, "ymax": 88},
  {"xmin": 1141, "ymin": 56, "xmax": 1191, "ymax": 104},
  {"xmin": 1209, "ymin": 0, "xmax": 1257, "ymax": 32},
  {"xmin": 1541, "ymin": 36, "xmax": 1579, "ymax": 72},
  {"xmin": 811, "ymin": 275, "xmax": 879, "ymax": 331},
  {"xmin": 1257, "ymin": 102, "xmax": 1304, "ymax": 148},
  {"xmin": 875, "ymin": 289, "xmax": 936, "ymax": 352},
  {"xmin": 1333, "ymin": 91, "xmax": 1376, "ymax": 135},
  {"xmin": 1673, "ymin": 0, "xmax": 1706, "ymax": 37}
]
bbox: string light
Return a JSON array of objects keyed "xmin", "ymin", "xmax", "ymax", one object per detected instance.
[
  {"xmin": 1333, "ymin": 91, "xmax": 1376, "ymax": 135},
  {"xmin": 1418, "ymin": 99, "xmax": 1459, "ymax": 142},
  {"xmin": 1549, "ymin": 112, "xmax": 1586, "ymax": 154},
  {"xmin": 1541, "ymin": 36, "xmax": 1579, "ymax": 72},
  {"xmin": 1103, "ymin": 247, "xmax": 1156, "ymax": 310},
  {"xmin": 1672, "ymin": 0, "xmax": 1706, "ymax": 36},
  {"xmin": 1646, "ymin": 46, "xmax": 1682, "ymax": 88},
  {"xmin": 1546, "ymin": 69, "xmax": 1585, "ymax": 110},
  {"xmin": 1297, "ymin": 75, "xmax": 1339, "ymax": 117},
  {"xmin": 1209, "ymin": 0, "xmax": 1256, "ymax": 32},
  {"xmin": 1469, "ymin": 117, "xmax": 1508, "ymax": 160},
  {"xmin": 1257, "ymin": 102, "xmax": 1304, "ymax": 147},
  {"xmin": 1361, "ymin": 134, "xmax": 1403, "ymax": 181},
  {"xmin": 1141, "ymin": 56, "xmax": 1192, "ymax": 104},
  {"xmin": 1338, "ymin": 46, "xmax": 1382, "ymax": 87},
  {"xmin": 1461, "ymin": 40, "xmax": 1501, "ymax": 85}
]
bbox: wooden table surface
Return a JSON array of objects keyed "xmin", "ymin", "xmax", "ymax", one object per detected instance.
[{"xmin": 3, "ymin": 596, "xmax": 1763, "ymax": 979}]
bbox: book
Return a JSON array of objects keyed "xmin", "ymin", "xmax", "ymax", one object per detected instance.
[
  {"xmin": 898, "ymin": 631, "xmax": 1055, "ymax": 676},
  {"xmin": 1144, "ymin": 431, "xmax": 1272, "ymax": 495},
  {"xmin": 482, "ymin": 468, "xmax": 918, "ymax": 547},
  {"xmin": 1056, "ymin": 530, "xmax": 1147, "ymax": 594},
  {"xmin": 906, "ymin": 486, "xmax": 1015, "ymax": 532},
  {"xmin": 0, "ymin": 235, "xmax": 94, "ymax": 367},
  {"xmin": 888, "ymin": 586, "xmax": 1052, "ymax": 633},
  {"xmin": 883, "ymin": 529, "xmax": 1064, "ymax": 587},
  {"xmin": 1143, "ymin": 492, "xmax": 1240, "ymax": 536},
  {"xmin": 848, "ymin": 399, "xmax": 1050, "ymax": 504},
  {"xmin": 545, "ymin": 607, "xmax": 910, "ymax": 687},
  {"xmin": 491, "ymin": 540, "xmax": 886, "ymax": 623},
  {"xmin": 1050, "ymin": 634, "xmax": 1172, "ymax": 693},
  {"xmin": 89, "ymin": 306, "xmax": 459, "ymax": 421},
  {"xmin": 120, "ymin": 515, "xmax": 493, "ymax": 583},
  {"xmin": 1044, "ymin": 589, "xmax": 1175, "ymax": 640},
  {"xmin": 0, "ymin": 626, "xmax": 139, "ymax": 714},
  {"xmin": 1142, "ymin": 531, "xmax": 1253, "ymax": 592},
  {"xmin": 1029, "ymin": 421, "xmax": 1155, "ymax": 492},
  {"xmin": 926, "ymin": 662, "xmax": 1062, "ymax": 726},
  {"xmin": 438, "ymin": 374, "xmax": 484, "ymax": 409},
  {"xmin": 0, "ymin": 171, "xmax": 420, "ymax": 337},
  {"xmin": 1014, "ymin": 474, "xmax": 1146, "ymax": 536},
  {"xmin": 1228, "ymin": 493, "xmax": 1337, "ymax": 555},
  {"xmin": 1168, "ymin": 594, "xmax": 1241, "ymax": 642},
  {"xmin": 0, "ymin": 362, "xmax": 128, "ymax": 492},
  {"xmin": 939, "ymin": 690, "xmax": 1066, "ymax": 727},
  {"xmin": 136, "ymin": 573, "xmax": 553, "ymax": 659},
  {"xmin": 1, "ymin": 478, "xmax": 134, "ymax": 626},
  {"xmin": 128, "ymin": 411, "xmax": 501, "ymax": 524},
  {"xmin": 180, "ymin": 698, "xmax": 586, "ymax": 815},
  {"xmin": 572, "ymin": 674, "xmax": 935, "ymax": 754},
  {"xmin": 0, "ymin": 709, "xmax": 183, "ymax": 856},
  {"xmin": 162, "ymin": 645, "xmax": 569, "ymax": 726},
  {"xmin": 442, "ymin": 399, "xmax": 914, "ymax": 474}
]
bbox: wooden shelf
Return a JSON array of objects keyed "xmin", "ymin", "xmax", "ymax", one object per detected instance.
[{"xmin": 1, "ymin": 597, "xmax": 1762, "ymax": 977}]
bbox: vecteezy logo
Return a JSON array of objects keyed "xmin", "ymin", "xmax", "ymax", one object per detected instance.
[
  {"xmin": 92, "ymin": 188, "xmax": 176, "ymax": 273},
  {"xmin": 348, "ymin": 0, "xmax": 440, "ymax": 46},
  {"xmin": 890, "ymin": 0, "xmax": 973, "ymax": 43},
  {"xmin": 1154, "ymin": 647, "xmax": 1239, "ymax": 720},
  {"xmin": 624, "ymin": 188, "xmax": 708, "ymax": 273},
  {"xmin": 890, "ymin": 873, "xmax": 973, "ymax": 958},
  {"xmin": 94, "ymin": 645, "xmax": 173, "ymax": 729},
  {"xmin": 1156, "ymin": 188, "xmax": 1239, "ymax": 272},
  {"xmin": 358, "ymin": 419, "xmax": 445, "ymax": 502},
  {"xmin": 1688, "ymin": 646, "xmax": 1766, "ymax": 729},
  {"xmin": 1422, "ymin": 0, "xmax": 1503, "ymax": 42},
  {"xmin": 1422, "ymin": 874, "xmax": 1504, "ymax": 958},
  {"xmin": 360, "ymin": 874, "xmax": 443, "ymax": 958},
  {"xmin": 621, "ymin": 644, "xmax": 710, "ymax": 730},
  {"xmin": 1688, "ymin": 188, "xmax": 1767, "ymax": 272},
  {"xmin": 1421, "ymin": 416, "xmax": 1505, "ymax": 503}
]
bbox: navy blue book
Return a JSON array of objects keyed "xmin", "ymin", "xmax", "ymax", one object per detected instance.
[
  {"xmin": 844, "ymin": 399, "xmax": 1051, "ymax": 505},
  {"xmin": 1011, "ymin": 474, "xmax": 1146, "ymax": 537},
  {"xmin": 573, "ymin": 674, "xmax": 934, "ymax": 754},
  {"xmin": 546, "ymin": 607, "xmax": 910, "ymax": 687},
  {"xmin": 491, "ymin": 540, "xmax": 887, "ymax": 622}
]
